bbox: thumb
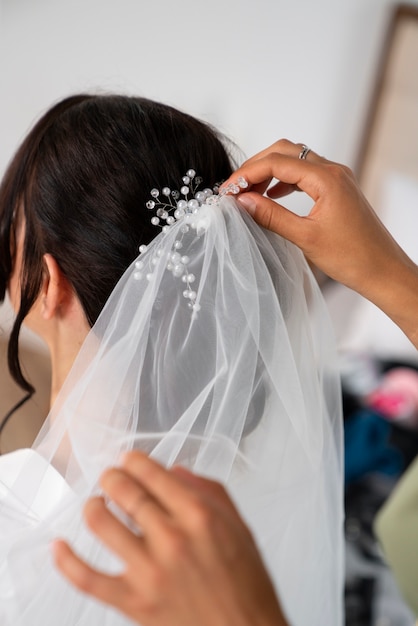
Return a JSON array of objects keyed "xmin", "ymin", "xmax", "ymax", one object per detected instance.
[{"xmin": 237, "ymin": 192, "xmax": 307, "ymax": 246}]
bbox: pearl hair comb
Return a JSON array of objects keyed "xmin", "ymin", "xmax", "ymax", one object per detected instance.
[{"xmin": 134, "ymin": 170, "xmax": 248, "ymax": 316}]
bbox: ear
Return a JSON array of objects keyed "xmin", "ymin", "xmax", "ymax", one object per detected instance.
[{"xmin": 41, "ymin": 253, "xmax": 72, "ymax": 320}]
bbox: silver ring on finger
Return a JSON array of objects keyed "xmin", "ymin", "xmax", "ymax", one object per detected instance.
[{"xmin": 298, "ymin": 145, "xmax": 311, "ymax": 160}]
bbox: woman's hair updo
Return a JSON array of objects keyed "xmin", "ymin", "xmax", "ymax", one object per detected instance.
[{"xmin": 0, "ymin": 94, "xmax": 235, "ymax": 396}]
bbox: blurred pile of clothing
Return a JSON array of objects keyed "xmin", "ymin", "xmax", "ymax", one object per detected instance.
[{"xmin": 341, "ymin": 354, "xmax": 418, "ymax": 626}]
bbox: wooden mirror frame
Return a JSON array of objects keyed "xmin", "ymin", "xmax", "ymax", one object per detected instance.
[{"xmin": 356, "ymin": 4, "xmax": 418, "ymax": 210}]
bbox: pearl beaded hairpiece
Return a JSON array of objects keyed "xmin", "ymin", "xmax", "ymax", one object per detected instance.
[{"xmin": 133, "ymin": 170, "xmax": 248, "ymax": 315}]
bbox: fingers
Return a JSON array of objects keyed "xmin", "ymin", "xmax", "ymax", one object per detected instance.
[
  {"xmin": 171, "ymin": 465, "xmax": 242, "ymax": 523},
  {"xmin": 266, "ymin": 181, "xmax": 301, "ymax": 199},
  {"xmin": 237, "ymin": 192, "xmax": 315, "ymax": 247},
  {"xmin": 53, "ymin": 539, "xmax": 127, "ymax": 605},
  {"xmin": 119, "ymin": 452, "xmax": 212, "ymax": 523},
  {"xmin": 226, "ymin": 152, "xmax": 327, "ymax": 202},
  {"xmin": 100, "ymin": 466, "xmax": 168, "ymax": 523},
  {"xmin": 101, "ymin": 454, "xmax": 222, "ymax": 551},
  {"xmin": 221, "ymin": 140, "xmax": 356, "ymax": 250},
  {"xmin": 222, "ymin": 138, "xmax": 333, "ymax": 203},
  {"xmin": 111, "ymin": 453, "xmax": 247, "ymax": 548},
  {"xmin": 82, "ymin": 496, "xmax": 149, "ymax": 567}
]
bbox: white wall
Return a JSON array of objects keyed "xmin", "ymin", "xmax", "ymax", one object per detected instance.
[
  {"xmin": 0, "ymin": 0, "xmax": 417, "ymax": 346},
  {"xmin": 1, "ymin": 0, "xmax": 417, "ymax": 177}
]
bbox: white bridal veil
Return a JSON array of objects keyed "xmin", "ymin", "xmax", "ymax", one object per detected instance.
[{"xmin": 0, "ymin": 196, "xmax": 344, "ymax": 625}]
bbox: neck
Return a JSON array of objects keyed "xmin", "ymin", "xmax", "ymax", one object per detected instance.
[
  {"xmin": 45, "ymin": 311, "xmax": 90, "ymax": 407},
  {"xmin": 49, "ymin": 332, "xmax": 88, "ymax": 406}
]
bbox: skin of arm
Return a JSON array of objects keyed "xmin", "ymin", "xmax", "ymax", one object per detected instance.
[
  {"xmin": 53, "ymin": 451, "xmax": 289, "ymax": 626},
  {"xmin": 224, "ymin": 139, "xmax": 418, "ymax": 349}
]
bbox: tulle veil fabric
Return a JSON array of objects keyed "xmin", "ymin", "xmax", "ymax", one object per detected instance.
[{"xmin": 0, "ymin": 197, "xmax": 344, "ymax": 625}]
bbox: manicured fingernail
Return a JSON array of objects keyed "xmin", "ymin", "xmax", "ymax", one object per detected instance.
[{"xmin": 237, "ymin": 194, "xmax": 256, "ymax": 215}]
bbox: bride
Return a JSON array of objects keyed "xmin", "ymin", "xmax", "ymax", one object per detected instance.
[{"xmin": 0, "ymin": 94, "xmax": 344, "ymax": 625}]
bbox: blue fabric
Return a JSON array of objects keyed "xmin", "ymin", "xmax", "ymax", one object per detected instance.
[{"xmin": 344, "ymin": 410, "xmax": 404, "ymax": 485}]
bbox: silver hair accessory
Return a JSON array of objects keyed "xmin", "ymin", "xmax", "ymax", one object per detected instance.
[
  {"xmin": 133, "ymin": 170, "xmax": 248, "ymax": 314},
  {"xmin": 298, "ymin": 144, "xmax": 311, "ymax": 160}
]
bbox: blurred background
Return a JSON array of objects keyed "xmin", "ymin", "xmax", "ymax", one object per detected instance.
[{"xmin": 1, "ymin": 1, "xmax": 418, "ymax": 623}]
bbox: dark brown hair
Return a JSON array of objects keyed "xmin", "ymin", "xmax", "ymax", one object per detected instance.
[{"xmin": 0, "ymin": 94, "xmax": 234, "ymax": 409}]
